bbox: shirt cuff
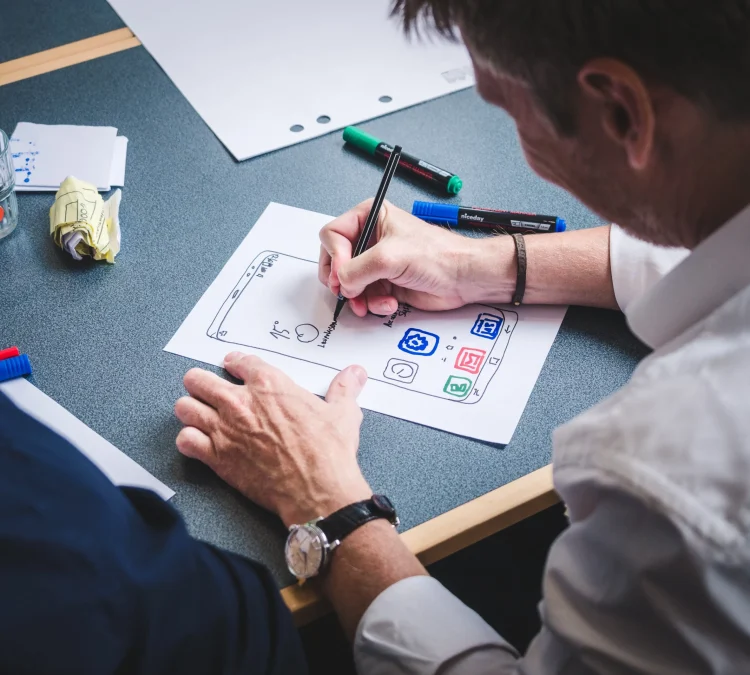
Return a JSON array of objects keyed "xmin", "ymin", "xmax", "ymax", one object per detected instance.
[
  {"xmin": 609, "ymin": 225, "xmax": 689, "ymax": 313},
  {"xmin": 354, "ymin": 576, "xmax": 517, "ymax": 675}
]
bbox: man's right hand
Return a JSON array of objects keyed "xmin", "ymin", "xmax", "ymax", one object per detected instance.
[{"xmin": 318, "ymin": 200, "xmax": 515, "ymax": 316}]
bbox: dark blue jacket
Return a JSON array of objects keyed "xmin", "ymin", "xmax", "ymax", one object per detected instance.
[{"xmin": 0, "ymin": 391, "xmax": 307, "ymax": 675}]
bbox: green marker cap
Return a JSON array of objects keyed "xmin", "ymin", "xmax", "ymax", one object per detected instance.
[
  {"xmin": 447, "ymin": 176, "xmax": 463, "ymax": 194},
  {"xmin": 343, "ymin": 126, "xmax": 382, "ymax": 156}
]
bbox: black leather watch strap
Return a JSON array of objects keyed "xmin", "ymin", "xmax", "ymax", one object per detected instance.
[{"xmin": 317, "ymin": 495, "xmax": 398, "ymax": 545}]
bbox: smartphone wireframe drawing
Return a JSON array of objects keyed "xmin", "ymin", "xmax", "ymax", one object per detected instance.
[{"xmin": 207, "ymin": 251, "xmax": 517, "ymax": 403}]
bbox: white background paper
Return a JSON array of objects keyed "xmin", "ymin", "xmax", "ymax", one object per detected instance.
[
  {"xmin": 1, "ymin": 378, "xmax": 174, "ymax": 500},
  {"xmin": 106, "ymin": 0, "xmax": 475, "ymax": 160},
  {"xmin": 165, "ymin": 203, "xmax": 567, "ymax": 443},
  {"xmin": 11, "ymin": 122, "xmax": 118, "ymax": 191}
]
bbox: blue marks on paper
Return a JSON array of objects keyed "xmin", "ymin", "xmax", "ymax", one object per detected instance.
[
  {"xmin": 10, "ymin": 139, "xmax": 38, "ymax": 184},
  {"xmin": 471, "ymin": 313, "xmax": 503, "ymax": 340},
  {"xmin": 398, "ymin": 328, "xmax": 439, "ymax": 356}
]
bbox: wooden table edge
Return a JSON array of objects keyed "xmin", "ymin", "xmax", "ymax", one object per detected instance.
[
  {"xmin": 282, "ymin": 464, "xmax": 558, "ymax": 626},
  {"xmin": 0, "ymin": 28, "xmax": 141, "ymax": 87}
]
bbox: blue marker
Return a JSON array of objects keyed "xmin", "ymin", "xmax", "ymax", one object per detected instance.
[
  {"xmin": 412, "ymin": 201, "xmax": 566, "ymax": 233},
  {"xmin": 0, "ymin": 354, "xmax": 32, "ymax": 383}
]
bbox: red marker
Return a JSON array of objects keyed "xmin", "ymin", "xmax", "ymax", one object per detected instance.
[{"xmin": 0, "ymin": 346, "xmax": 20, "ymax": 361}]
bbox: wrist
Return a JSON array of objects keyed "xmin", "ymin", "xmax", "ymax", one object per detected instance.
[
  {"xmin": 458, "ymin": 235, "xmax": 517, "ymax": 305},
  {"xmin": 278, "ymin": 478, "xmax": 373, "ymax": 529}
]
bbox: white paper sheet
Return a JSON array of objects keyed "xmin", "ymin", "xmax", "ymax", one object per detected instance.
[
  {"xmin": 106, "ymin": 0, "xmax": 475, "ymax": 161},
  {"xmin": 0, "ymin": 378, "xmax": 174, "ymax": 500},
  {"xmin": 165, "ymin": 203, "xmax": 567, "ymax": 443},
  {"xmin": 109, "ymin": 136, "xmax": 128, "ymax": 187},
  {"xmin": 10, "ymin": 122, "xmax": 118, "ymax": 191}
]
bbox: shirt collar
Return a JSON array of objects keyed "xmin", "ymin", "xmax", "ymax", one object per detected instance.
[{"xmin": 627, "ymin": 201, "xmax": 750, "ymax": 350}]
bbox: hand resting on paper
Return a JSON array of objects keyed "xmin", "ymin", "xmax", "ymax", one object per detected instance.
[
  {"xmin": 174, "ymin": 352, "xmax": 371, "ymax": 527},
  {"xmin": 319, "ymin": 200, "xmax": 518, "ymax": 317}
]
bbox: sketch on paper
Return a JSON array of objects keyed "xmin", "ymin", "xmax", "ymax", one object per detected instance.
[
  {"xmin": 165, "ymin": 202, "xmax": 569, "ymax": 443},
  {"xmin": 206, "ymin": 251, "xmax": 517, "ymax": 405}
]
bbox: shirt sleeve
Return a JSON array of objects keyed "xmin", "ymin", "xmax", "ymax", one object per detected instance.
[
  {"xmin": 609, "ymin": 225, "xmax": 689, "ymax": 312},
  {"xmin": 354, "ymin": 481, "xmax": 742, "ymax": 675},
  {"xmin": 354, "ymin": 575, "xmax": 518, "ymax": 675}
]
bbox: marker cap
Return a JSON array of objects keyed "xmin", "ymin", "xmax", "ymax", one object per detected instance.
[
  {"xmin": 0, "ymin": 354, "xmax": 32, "ymax": 383},
  {"xmin": 0, "ymin": 346, "xmax": 20, "ymax": 361},
  {"xmin": 411, "ymin": 201, "xmax": 459, "ymax": 226},
  {"xmin": 555, "ymin": 218, "xmax": 567, "ymax": 232},
  {"xmin": 343, "ymin": 126, "xmax": 382, "ymax": 156},
  {"xmin": 446, "ymin": 176, "xmax": 463, "ymax": 195}
]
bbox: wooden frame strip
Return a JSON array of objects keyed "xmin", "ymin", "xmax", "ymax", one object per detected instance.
[
  {"xmin": 0, "ymin": 28, "xmax": 141, "ymax": 87},
  {"xmin": 282, "ymin": 464, "xmax": 558, "ymax": 625}
]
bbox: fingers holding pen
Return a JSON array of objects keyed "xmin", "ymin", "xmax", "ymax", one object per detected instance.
[{"xmin": 319, "ymin": 200, "xmax": 381, "ymax": 293}]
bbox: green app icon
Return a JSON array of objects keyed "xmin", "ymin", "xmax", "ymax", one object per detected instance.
[{"xmin": 443, "ymin": 375, "xmax": 473, "ymax": 398}]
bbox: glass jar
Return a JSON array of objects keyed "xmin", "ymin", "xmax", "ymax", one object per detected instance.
[{"xmin": 0, "ymin": 129, "xmax": 19, "ymax": 240}]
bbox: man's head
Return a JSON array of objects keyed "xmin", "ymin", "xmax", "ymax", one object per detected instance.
[{"xmin": 393, "ymin": 1, "xmax": 750, "ymax": 247}]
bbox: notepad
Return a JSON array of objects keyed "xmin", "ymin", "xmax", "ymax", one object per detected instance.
[
  {"xmin": 10, "ymin": 123, "xmax": 128, "ymax": 192},
  {"xmin": 166, "ymin": 203, "xmax": 567, "ymax": 444}
]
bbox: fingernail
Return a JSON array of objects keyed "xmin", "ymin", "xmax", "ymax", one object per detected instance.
[
  {"xmin": 381, "ymin": 301, "xmax": 392, "ymax": 313},
  {"xmin": 224, "ymin": 351, "xmax": 242, "ymax": 365},
  {"xmin": 352, "ymin": 366, "xmax": 367, "ymax": 386}
]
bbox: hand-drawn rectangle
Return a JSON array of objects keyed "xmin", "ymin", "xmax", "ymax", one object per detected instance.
[{"xmin": 205, "ymin": 250, "xmax": 516, "ymax": 404}]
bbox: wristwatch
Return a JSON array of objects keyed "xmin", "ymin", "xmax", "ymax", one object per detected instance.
[{"xmin": 284, "ymin": 495, "xmax": 399, "ymax": 580}]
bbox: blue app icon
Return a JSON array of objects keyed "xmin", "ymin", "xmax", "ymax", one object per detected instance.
[
  {"xmin": 398, "ymin": 328, "xmax": 439, "ymax": 356},
  {"xmin": 471, "ymin": 313, "xmax": 503, "ymax": 340}
]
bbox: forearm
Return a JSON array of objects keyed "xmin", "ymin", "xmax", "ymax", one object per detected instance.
[
  {"xmin": 321, "ymin": 519, "xmax": 427, "ymax": 640},
  {"xmin": 463, "ymin": 225, "xmax": 618, "ymax": 309}
]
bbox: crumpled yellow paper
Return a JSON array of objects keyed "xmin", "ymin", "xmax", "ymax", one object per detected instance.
[{"xmin": 49, "ymin": 176, "xmax": 121, "ymax": 263}]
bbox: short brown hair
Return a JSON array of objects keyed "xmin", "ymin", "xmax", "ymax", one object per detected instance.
[{"xmin": 392, "ymin": 0, "xmax": 750, "ymax": 134}]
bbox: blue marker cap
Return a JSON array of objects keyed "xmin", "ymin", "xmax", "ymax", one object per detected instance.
[
  {"xmin": 555, "ymin": 218, "xmax": 567, "ymax": 232},
  {"xmin": 411, "ymin": 201, "xmax": 459, "ymax": 226},
  {"xmin": 0, "ymin": 354, "xmax": 32, "ymax": 383}
]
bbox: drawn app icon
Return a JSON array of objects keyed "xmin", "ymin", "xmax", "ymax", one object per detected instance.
[
  {"xmin": 398, "ymin": 328, "xmax": 439, "ymax": 356},
  {"xmin": 443, "ymin": 375, "xmax": 473, "ymax": 398},
  {"xmin": 383, "ymin": 358, "xmax": 419, "ymax": 384},
  {"xmin": 471, "ymin": 312, "xmax": 503, "ymax": 340},
  {"xmin": 454, "ymin": 347, "xmax": 486, "ymax": 374}
]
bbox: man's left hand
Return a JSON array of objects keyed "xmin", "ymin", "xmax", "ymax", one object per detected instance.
[{"xmin": 174, "ymin": 352, "xmax": 372, "ymax": 527}]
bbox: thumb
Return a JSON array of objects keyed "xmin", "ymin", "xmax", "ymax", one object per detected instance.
[{"xmin": 326, "ymin": 365, "xmax": 368, "ymax": 406}]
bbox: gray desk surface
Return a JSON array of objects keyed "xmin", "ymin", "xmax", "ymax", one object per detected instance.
[
  {"xmin": 0, "ymin": 47, "xmax": 648, "ymax": 586},
  {"xmin": 0, "ymin": 0, "xmax": 124, "ymax": 63}
]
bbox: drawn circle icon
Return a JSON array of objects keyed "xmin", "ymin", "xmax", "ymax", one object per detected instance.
[
  {"xmin": 295, "ymin": 324, "xmax": 320, "ymax": 343},
  {"xmin": 383, "ymin": 358, "xmax": 419, "ymax": 384}
]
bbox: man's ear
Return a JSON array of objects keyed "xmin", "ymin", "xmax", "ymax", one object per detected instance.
[{"xmin": 578, "ymin": 58, "xmax": 655, "ymax": 171}]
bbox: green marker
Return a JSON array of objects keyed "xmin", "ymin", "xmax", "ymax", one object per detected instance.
[{"xmin": 343, "ymin": 126, "xmax": 463, "ymax": 195}]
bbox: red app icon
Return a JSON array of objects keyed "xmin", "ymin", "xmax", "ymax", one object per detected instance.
[{"xmin": 454, "ymin": 347, "xmax": 486, "ymax": 374}]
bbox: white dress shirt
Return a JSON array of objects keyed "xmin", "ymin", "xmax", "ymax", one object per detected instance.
[{"xmin": 354, "ymin": 205, "xmax": 750, "ymax": 674}]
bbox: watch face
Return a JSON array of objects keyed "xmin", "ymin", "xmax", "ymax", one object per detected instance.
[{"xmin": 285, "ymin": 524, "xmax": 326, "ymax": 579}]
